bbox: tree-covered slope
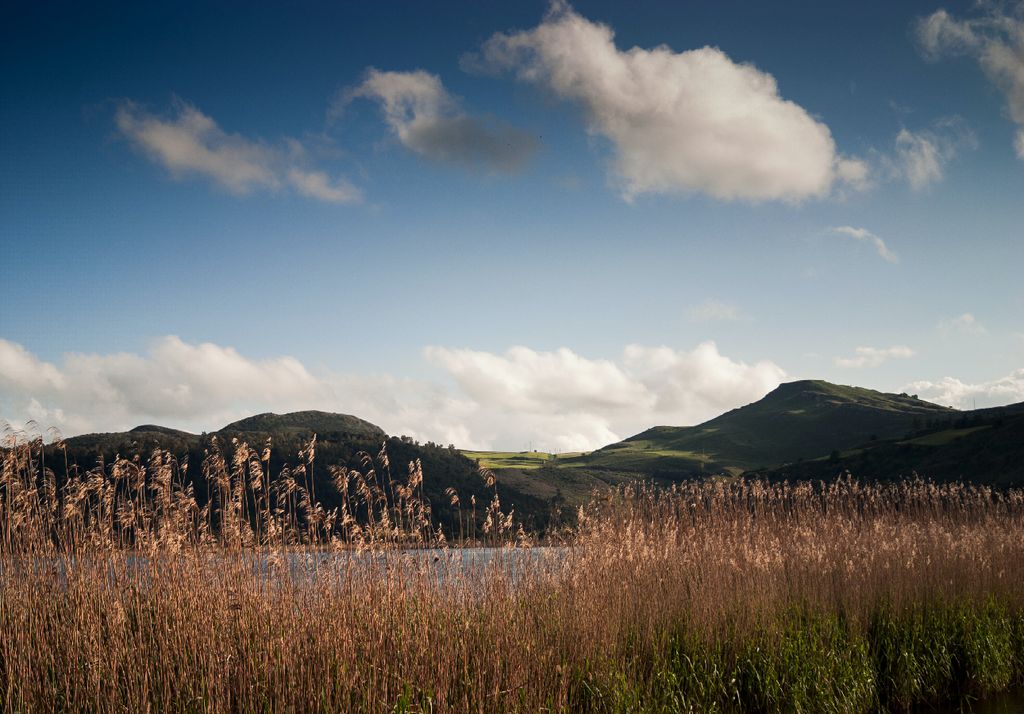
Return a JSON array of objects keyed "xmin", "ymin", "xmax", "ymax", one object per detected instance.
[
  {"xmin": 219, "ymin": 410, "xmax": 385, "ymax": 441},
  {"xmin": 53, "ymin": 412, "xmax": 556, "ymax": 533}
]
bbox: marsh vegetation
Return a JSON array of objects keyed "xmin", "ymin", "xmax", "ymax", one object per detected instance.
[{"xmin": 1, "ymin": 431, "xmax": 1022, "ymax": 712}]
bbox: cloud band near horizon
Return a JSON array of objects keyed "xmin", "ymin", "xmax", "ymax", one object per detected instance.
[
  {"xmin": 1, "ymin": 336, "xmax": 784, "ymax": 451},
  {"xmin": 3, "ymin": 337, "xmax": 1021, "ymax": 452}
]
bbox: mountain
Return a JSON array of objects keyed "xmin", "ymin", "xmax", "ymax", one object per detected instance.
[
  {"xmin": 219, "ymin": 411, "xmax": 385, "ymax": 441},
  {"xmin": 564, "ymin": 380, "xmax": 958, "ymax": 476}
]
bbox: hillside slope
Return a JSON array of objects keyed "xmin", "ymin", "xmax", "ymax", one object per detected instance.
[
  {"xmin": 572, "ymin": 380, "xmax": 956, "ymax": 476},
  {"xmin": 757, "ymin": 406, "xmax": 1024, "ymax": 487}
]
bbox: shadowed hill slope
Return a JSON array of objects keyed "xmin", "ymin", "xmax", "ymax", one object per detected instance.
[
  {"xmin": 567, "ymin": 380, "xmax": 957, "ymax": 476},
  {"xmin": 53, "ymin": 412, "xmax": 555, "ymax": 533},
  {"xmin": 756, "ymin": 406, "xmax": 1024, "ymax": 487}
]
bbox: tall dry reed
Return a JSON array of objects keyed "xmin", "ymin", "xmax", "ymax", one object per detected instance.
[{"xmin": 1, "ymin": 430, "xmax": 1022, "ymax": 712}]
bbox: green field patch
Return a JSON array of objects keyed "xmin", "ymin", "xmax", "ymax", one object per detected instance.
[
  {"xmin": 901, "ymin": 425, "xmax": 991, "ymax": 447},
  {"xmin": 581, "ymin": 442, "xmax": 713, "ymax": 472},
  {"xmin": 462, "ymin": 450, "xmax": 587, "ymax": 470}
]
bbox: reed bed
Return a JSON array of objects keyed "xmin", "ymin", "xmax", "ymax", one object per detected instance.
[{"xmin": 1, "ymin": 432, "xmax": 1023, "ymax": 712}]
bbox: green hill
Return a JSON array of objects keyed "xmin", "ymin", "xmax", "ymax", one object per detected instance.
[
  {"xmin": 566, "ymin": 380, "xmax": 957, "ymax": 476},
  {"xmin": 757, "ymin": 405, "xmax": 1024, "ymax": 487},
  {"xmin": 219, "ymin": 410, "xmax": 385, "ymax": 440}
]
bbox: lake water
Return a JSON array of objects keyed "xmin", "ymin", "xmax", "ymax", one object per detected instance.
[{"xmin": 0, "ymin": 546, "xmax": 570, "ymax": 586}]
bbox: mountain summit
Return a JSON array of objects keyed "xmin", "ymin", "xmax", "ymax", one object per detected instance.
[{"xmin": 218, "ymin": 411, "xmax": 385, "ymax": 440}]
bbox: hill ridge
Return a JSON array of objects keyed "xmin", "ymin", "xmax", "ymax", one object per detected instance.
[
  {"xmin": 577, "ymin": 379, "xmax": 957, "ymax": 475},
  {"xmin": 218, "ymin": 410, "xmax": 386, "ymax": 440}
]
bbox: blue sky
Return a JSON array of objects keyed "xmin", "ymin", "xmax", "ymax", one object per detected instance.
[{"xmin": 2, "ymin": 0, "xmax": 1023, "ymax": 449}]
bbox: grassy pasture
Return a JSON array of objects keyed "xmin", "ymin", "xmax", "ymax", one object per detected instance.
[
  {"xmin": 461, "ymin": 449, "xmax": 587, "ymax": 469},
  {"xmin": 579, "ymin": 440, "xmax": 734, "ymax": 474},
  {"xmin": 901, "ymin": 424, "xmax": 992, "ymax": 446}
]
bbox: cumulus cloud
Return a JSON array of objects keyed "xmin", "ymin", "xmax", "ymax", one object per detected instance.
[
  {"xmin": 905, "ymin": 368, "xmax": 1024, "ymax": 409},
  {"xmin": 0, "ymin": 336, "xmax": 479, "ymax": 448},
  {"xmin": 116, "ymin": 100, "xmax": 362, "ymax": 203},
  {"xmin": 834, "ymin": 346, "xmax": 915, "ymax": 369},
  {"xmin": 344, "ymin": 69, "xmax": 538, "ymax": 172},
  {"xmin": 939, "ymin": 312, "xmax": 988, "ymax": 336},
  {"xmin": 427, "ymin": 342, "xmax": 785, "ymax": 450},
  {"xmin": 471, "ymin": 2, "xmax": 866, "ymax": 201},
  {"xmin": 0, "ymin": 340, "xmax": 67, "ymax": 394},
  {"xmin": 829, "ymin": 226, "xmax": 899, "ymax": 263},
  {"xmin": 620, "ymin": 343, "xmax": 786, "ymax": 416},
  {"xmin": 687, "ymin": 299, "xmax": 741, "ymax": 322},
  {"xmin": 1, "ymin": 337, "xmax": 784, "ymax": 453},
  {"xmin": 425, "ymin": 346, "xmax": 648, "ymax": 413},
  {"xmin": 0, "ymin": 336, "xmax": 325, "ymax": 436},
  {"xmin": 917, "ymin": 5, "xmax": 1024, "ymax": 158}
]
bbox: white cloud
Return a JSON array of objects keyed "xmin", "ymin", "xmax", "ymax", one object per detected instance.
[
  {"xmin": 471, "ymin": 2, "xmax": 866, "ymax": 202},
  {"xmin": 0, "ymin": 336, "xmax": 476, "ymax": 447},
  {"xmin": 425, "ymin": 345, "xmax": 648, "ymax": 413},
  {"xmin": 0, "ymin": 340, "xmax": 66, "ymax": 393},
  {"xmin": 917, "ymin": 6, "xmax": 1024, "ymax": 159},
  {"xmin": 427, "ymin": 342, "xmax": 785, "ymax": 449},
  {"xmin": 286, "ymin": 168, "xmax": 363, "ymax": 204},
  {"xmin": 939, "ymin": 312, "xmax": 988, "ymax": 336},
  {"xmin": 344, "ymin": 69, "xmax": 538, "ymax": 172},
  {"xmin": 0, "ymin": 336, "xmax": 327, "ymax": 436},
  {"xmin": 835, "ymin": 346, "xmax": 915, "ymax": 369},
  {"xmin": 116, "ymin": 100, "xmax": 362, "ymax": 203},
  {"xmin": 905, "ymin": 368, "xmax": 1024, "ymax": 409},
  {"xmin": 829, "ymin": 226, "xmax": 899, "ymax": 263},
  {"xmin": 887, "ymin": 118, "xmax": 976, "ymax": 190},
  {"xmin": 896, "ymin": 129, "xmax": 944, "ymax": 189},
  {"xmin": 0, "ymin": 337, "xmax": 784, "ymax": 452},
  {"xmin": 687, "ymin": 299, "xmax": 741, "ymax": 322},
  {"xmin": 621, "ymin": 343, "xmax": 786, "ymax": 417}
]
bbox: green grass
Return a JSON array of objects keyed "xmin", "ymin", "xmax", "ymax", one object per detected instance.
[
  {"xmin": 576, "ymin": 599, "xmax": 1024, "ymax": 713},
  {"xmin": 574, "ymin": 442, "xmax": 722, "ymax": 474},
  {"xmin": 900, "ymin": 425, "xmax": 991, "ymax": 447},
  {"xmin": 461, "ymin": 450, "xmax": 587, "ymax": 470}
]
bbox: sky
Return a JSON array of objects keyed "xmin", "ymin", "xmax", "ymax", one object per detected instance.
[{"xmin": 2, "ymin": 0, "xmax": 1023, "ymax": 450}]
